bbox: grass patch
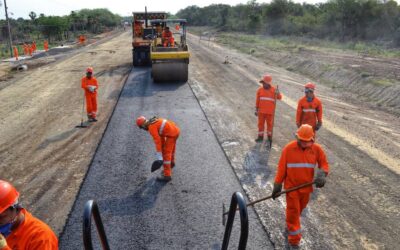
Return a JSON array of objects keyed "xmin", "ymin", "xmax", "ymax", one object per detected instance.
[{"xmin": 370, "ymin": 78, "xmax": 393, "ymax": 86}]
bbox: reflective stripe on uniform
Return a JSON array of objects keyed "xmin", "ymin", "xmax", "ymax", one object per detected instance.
[
  {"xmin": 287, "ymin": 163, "xmax": 316, "ymax": 168},
  {"xmin": 258, "ymin": 131, "xmax": 264, "ymax": 135},
  {"xmin": 163, "ymin": 161, "xmax": 171, "ymax": 165},
  {"xmin": 260, "ymin": 97, "xmax": 275, "ymax": 102},
  {"xmin": 288, "ymin": 228, "xmax": 301, "ymax": 236},
  {"xmin": 302, "ymin": 109, "xmax": 316, "ymax": 112},
  {"xmin": 159, "ymin": 119, "xmax": 167, "ymax": 135}
]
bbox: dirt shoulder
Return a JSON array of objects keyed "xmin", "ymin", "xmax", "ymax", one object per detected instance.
[
  {"xmin": 0, "ymin": 31, "xmax": 132, "ymax": 234},
  {"xmin": 187, "ymin": 33, "xmax": 400, "ymax": 249},
  {"xmin": 192, "ymin": 28, "xmax": 400, "ymax": 116}
]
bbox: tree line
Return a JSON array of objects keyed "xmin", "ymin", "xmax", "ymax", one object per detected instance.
[
  {"xmin": 0, "ymin": 8, "xmax": 123, "ymax": 43},
  {"xmin": 176, "ymin": 0, "xmax": 400, "ymax": 46}
]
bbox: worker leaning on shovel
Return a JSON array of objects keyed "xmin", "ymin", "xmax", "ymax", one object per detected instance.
[
  {"xmin": 136, "ymin": 116, "xmax": 180, "ymax": 182},
  {"xmin": 0, "ymin": 180, "xmax": 58, "ymax": 250},
  {"xmin": 271, "ymin": 124, "xmax": 329, "ymax": 248},
  {"xmin": 255, "ymin": 74, "xmax": 282, "ymax": 143}
]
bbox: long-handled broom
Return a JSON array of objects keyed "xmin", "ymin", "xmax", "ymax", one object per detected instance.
[{"xmin": 76, "ymin": 93, "xmax": 89, "ymax": 128}]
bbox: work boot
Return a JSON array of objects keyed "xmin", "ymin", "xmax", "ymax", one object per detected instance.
[
  {"xmin": 268, "ymin": 135, "xmax": 272, "ymax": 142},
  {"xmin": 156, "ymin": 174, "xmax": 171, "ymax": 182},
  {"xmin": 255, "ymin": 136, "xmax": 263, "ymax": 142},
  {"xmin": 89, "ymin": 117, "xmax": 98, "ymax": 122}
]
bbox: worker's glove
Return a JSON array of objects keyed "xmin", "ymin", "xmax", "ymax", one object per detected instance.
[
  {"xmin": 315, "ymin": 169, "xmax": 327, "ymax": 188},
  {"xmin": 87, "ymin": 85, "xmax": 96, "ymax": 93},
  {"xmin": 316, "ymin": 122, "xmax": 322, "ymax": 131},
  {"xmin": 254, "ymin": 109, "xmax": 258, "ymax": 116},
  {"xmin": 0, "ymin": 233, "xmax": 7, "ymax": 249},
  {"xmin": 271, "ymin": 183, "xmax": 283, "ymax": 200},
  {"xmin": 155, "ymin": 152, "xmax": 163, "ymax": 161}
]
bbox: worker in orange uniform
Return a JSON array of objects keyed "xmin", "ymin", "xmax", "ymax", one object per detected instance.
[
  {"xmin": 81, "ymin": 67, "xmax": 98, "ymax": 122},
  {"xmin": 162, "ymin": 27, "xmax": 174, "ymax": 47},
  {"xmin": 44, "ymin": 40, "xmax": 49, "ymax": 51},
  {"xmin": 28, "ymin": 44, "xmax": 33, "ymax": 56},
  {"xmin": 296, "ymin": 82, "xmax": 323, "ymax": 131},
  {"xmin": 134, "ymin": 21, "xmax": 143, "ymax": 37},
  {"xmin": 136, "ymin": 116, "xmax": 180, "ymax": 182},
  {"xmin": 255, "ymin": 74, "xmax": 282, "ymax": 143},
  {"xmin": 0, "ymin": 180, "xmax": 58, "ymax": 250},
  {"xmin": 23, "ymin": 43, "xmax": 29, "ymax": 55},
  {"xmin": 79, "ymin": 35, "xmax": 86, "ymax": 45},
  {"xmin": 32, "ymin": 41, "xmax": 36, "ymax": 53},
  {"xmin": 271, "ymin": 124, "xmax": 329, "ymax": 248},
  {"xmin": 12, "ymin": 46, "xmax": 18, "ymax": 61}
]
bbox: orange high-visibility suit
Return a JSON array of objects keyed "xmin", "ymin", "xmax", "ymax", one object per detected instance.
[
  {"xmin": 3, "ymin": 209, "xmax": 58, "ymax": 250},
  {"xmin": 134, "ymin": 22, "xmax": 143, "ymax": 37},
  {"xmin": 23, "ymin": 44, "xmax": 29, "ymax": 55},
  {"xmin": 162, "ymin": 30, "xmax": 174, "ymax": 47},
  {"xmin": 148, "ymin": 118, "xmax": 180, "ymax": 177},
  {"xmin": 28, "ymin": 45, "xmax": 33, "ymax": 56},
  {"xmin": 296, "ymin": 96, "xmax": 322, "ymax": 130},
  {"xmin": 32, "ymin": 41, "xmax": 36, "ymax": 52},
  {"xmin": 256, "ymin": 86, "xmax": 282, "ymax": 137},
  {"xmin": 13, "ymin": 46, "xmax": 18, "ymax": 60},
  {"xmin": 81, "ymin": 76, "xmax": 98, "ymax": 119},
  {"xmin": 79, "ymin": 35, "xmax": 86, "ymax": 44},
  {"xmin": 274, "ymin": 140, "xmax": 329, "ymax": 246},
  {"xmin": 44, "ymin": 40, "xmax": 49, "ymax": 51}
]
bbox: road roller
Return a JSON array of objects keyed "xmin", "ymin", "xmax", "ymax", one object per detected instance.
[
  {"xmin": 132, "ymin": 9, "xmax": 167, "ymax": 66},
  {"xmin": 149, "ymin": 19, "xmax": 190, "ymax": 83}
]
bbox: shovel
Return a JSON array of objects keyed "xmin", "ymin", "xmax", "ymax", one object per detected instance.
[{"xmin": 222, "ymin": 181, "xmax": 315, "ymax": 226}]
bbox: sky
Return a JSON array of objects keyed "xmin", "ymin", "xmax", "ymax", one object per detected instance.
[{"xmin": 1, "ymin": 0, "xmax": 331, "ymax": 19}]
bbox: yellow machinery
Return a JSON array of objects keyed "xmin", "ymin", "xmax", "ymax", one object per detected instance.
[
  {"xmin": 150, "ymin": 19, "xmax": 190, "ymax": 82},
  {"xmin": 132, "ymin": 10, "xmax": 167, "ymax": 66}
]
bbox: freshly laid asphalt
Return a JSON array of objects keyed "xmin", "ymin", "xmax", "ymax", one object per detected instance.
[{"xmin": 59, "ymin": 67, "xmax": 273, "ymax": 249}]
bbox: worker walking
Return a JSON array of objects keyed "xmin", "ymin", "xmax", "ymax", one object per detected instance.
[
  {"xmin": 162, "ymin": 27, "xmax": 174, "ymax": 47},
  {"xmin": 255, "ymin": 74, "xmax": 282, "ymax": 143},
  {"xmin": 296, "ymin": 83, "xmax": 323, "ymax": 131},
  {"xmin": 23, "ymin": 43, "xmax": 29, "ymax": 56},
  {"xmin": 12, "ymin": 46, "xmax": 18, "ymax": 61},
  {"xmin": 271, "ymin": 124, "xmax": 329, "ymax": 248},
  {"xmin": 136, "ymin": 116, "xmax": 180, "ymax": 182},
  {"xmin": 0, "ymin": 180, "xmax": 58, "ymax": 249},
  {"xmin": 81, "ymin": 67, "xmax": 98, "ymax": 122},
  {"xmin": 44, "ymin": 40, "xmax": 49, "ymax": 52},
  {"xmin": 31, "ymin": 41, "xmax": 37, "ymax": 53}
]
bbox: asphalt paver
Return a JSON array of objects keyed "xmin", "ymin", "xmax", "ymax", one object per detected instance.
[{"xmin": 59, "ymin": 67, "xmax": 273, "ymax": 249}]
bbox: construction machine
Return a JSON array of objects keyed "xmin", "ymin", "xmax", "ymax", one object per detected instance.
[
  {"xmin": 149, "ymin": 19, "xmax": 190, "ymax": 83},
  {"xmin": 132, "ymin": 9, "xmax": 167, "ymax": 66}
]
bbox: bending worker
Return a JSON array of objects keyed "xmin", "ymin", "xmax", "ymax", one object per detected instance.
[
  {"xmin": 0, "ymin": 180, "xmax": 58, "ymax": 249},
  {"xmin": 255, "ymin": 74, "xmax": 282, "ymax": 143},
  {"xmin": 271, "ymin": 124, "xmax": 329, "ymax": 248},
  {"xmin": 81, "ymin": 67, "xmax": 98, "ymax": 122},
  {"xmin": 136, "ymin": 116, "xmax": 180, "ymax": 182},
  {"xmin": 296, "ymin": 82, "xmax": 323, "ymax": 131},
  {"xmin": 162, "ymin": 27, "xmax": 174, "ymax": 47}
]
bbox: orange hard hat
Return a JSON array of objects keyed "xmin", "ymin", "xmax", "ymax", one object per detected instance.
[
  {"xmin": 0, "ymin": 180, "xmax": 19, "ymax": 214},
  {"xmin": 296, "ymin": 124, "xmax": 315, "ymax": 141},
  {"xmin": 86, "ymin": 67, "xmax": 93, "ymax": 73},
  {"xmin": 305, "ymin": 82, "xmax": 315, "ymax": 90},
  {"xmin": 259, "ymin": 75, "xmax": 272, "ymax": 84},
  {"xmin": 136, "ymin": 116, "xmax": 147, "ymax": 127}
]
